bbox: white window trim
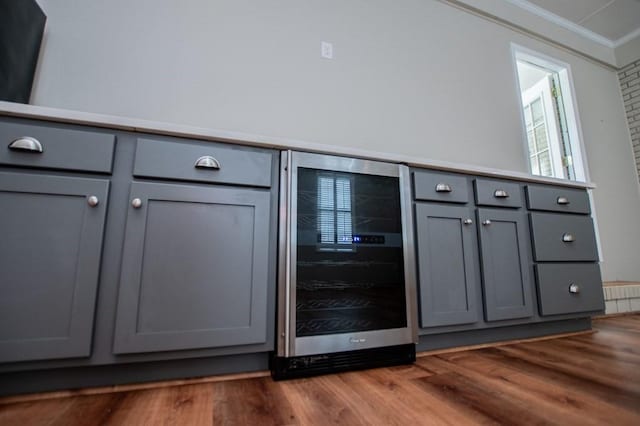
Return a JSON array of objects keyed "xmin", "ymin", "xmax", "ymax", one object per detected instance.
[{"xmin": 510, "ymin": 43, "xmax": 591, "ymax": 183}]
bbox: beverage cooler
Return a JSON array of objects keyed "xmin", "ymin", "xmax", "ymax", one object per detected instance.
[{"xmin": 272, "ymin": 151, "xmax": 419, "ymax": 379}]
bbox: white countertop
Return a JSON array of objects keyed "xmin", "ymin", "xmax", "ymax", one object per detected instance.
[{"xmin": 0, "ymin": 101, "xmax": 594, "ymax": 188}]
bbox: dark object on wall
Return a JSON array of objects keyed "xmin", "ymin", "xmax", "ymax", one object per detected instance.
[{"xmin": 0, "ymin": 0, "xmax": 46, "ymax": 103}]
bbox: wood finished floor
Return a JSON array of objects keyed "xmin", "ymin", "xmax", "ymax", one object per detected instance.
[{"xmin": 1, "ymin": 314, "xmax": 639, "ymax": 425}]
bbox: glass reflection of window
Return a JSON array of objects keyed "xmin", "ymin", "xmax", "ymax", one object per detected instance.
[{"xmin": 318, "ymin": 175, "xmax": 353, "ymax": 250}]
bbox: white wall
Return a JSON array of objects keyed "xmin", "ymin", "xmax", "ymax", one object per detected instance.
[{"xmin": 32, "ymin": 0, "xmax": 640, "ymax": 281}]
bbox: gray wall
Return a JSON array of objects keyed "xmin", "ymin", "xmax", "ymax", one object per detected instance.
[{"xmin": 32, "ymin": 0, "xmax": 640, "ymax": 281}]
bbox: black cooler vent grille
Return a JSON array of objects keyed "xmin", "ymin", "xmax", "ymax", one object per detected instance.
[{"xmin": 271, "ymin": 344, "xmax": 415, "ymax": 380}]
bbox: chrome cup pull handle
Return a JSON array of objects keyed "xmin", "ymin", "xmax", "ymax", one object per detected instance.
[
  {"xmin": 482, "ymin": 220, "xmax": 491, "ymax": 226},
  {"xmin": 557, "ymin": 196, "xmax": 570, "ymax": 205},
  {"xmin": 8, "ymin": 137, "xmax": 43, "ymax": 153},
  {"xmin": 463, "ymin": 219, "xmax": 473, "ymax": 225},
  {"xmin": 568, "ymin": 283, "xmax": 580, "ymax": 294},
  {"xmin": 562, "ymin": 233, "xmax": 575, "ymax": 243},
  {"xmin": 435, "ymin": 183, "xmax": 452, "ymax": 193},
  {"xmin": 195, "ymin": 156, "xmax": 220, "ymax": 170},
  {"xmin": 494, "ymin": 189, "xmax": 509, "ymax": 198}
]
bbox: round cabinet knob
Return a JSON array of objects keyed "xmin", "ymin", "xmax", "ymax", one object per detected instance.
[
  {"xmin": 463, "ymin": 219, "xmax": 473, "ymax": 225},
  {"xmin": 131, "ymin": 198, "xmax": 143, "ymax": 209},
  {"xmin": 87, "ymin": 196, "xmax": 99, "ymax": 207},
  {"xmin": 568, "ymin": 283, "xmax": 580, "ymax": 294},
  {"xmin": 482, "ymin": 220, "xmax": 491, "ymax": 226}
]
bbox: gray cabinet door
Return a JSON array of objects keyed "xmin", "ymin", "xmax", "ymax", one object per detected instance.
[
  {"xmin": 477, "ymin": 209, "xmax": 534, "ymax": 321},
  {"xmin": 415, "ymin": 204, "xmax": 479, "ymax": 327},
  {"xmin": 113, "ymin": 181, "xmax": 271, "ymax": 354},
  {"xmin": 0, "ymin": 172, "xmax": 108, "ymax": 362}
]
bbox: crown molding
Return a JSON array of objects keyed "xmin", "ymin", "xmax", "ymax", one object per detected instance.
[
  {"xmin": 438, "ymin": 0, "xmax": 618, "ymax": 70},
  {"xmin": 504, "ymin": 0, "xmax": 616, "ymax": 48},
  {"xmin": 613, "ymin": 26, "xmax": 640, "ymax": 48}
]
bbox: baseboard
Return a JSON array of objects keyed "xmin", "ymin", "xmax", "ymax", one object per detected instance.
[
  {"xmin": 0, "ymin": 352, "xmax": 268, "ymax": 398},
  {"xmin": 417, "ymin": 318, "xmax": 592, "ymax": 352}
]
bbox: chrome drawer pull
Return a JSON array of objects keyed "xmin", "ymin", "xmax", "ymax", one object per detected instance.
[
  {"xmin": 482, "ymin": 220, "xmax": 491, "ymax": 226},
  {"xmin": 8, "ymin": 136, "xmax": 43, "ymax": 153},
  {"xmin": 562, "ymin": 233, "xmax": 575, "ymax": 243},
  {"xmin": 568, "ymin": 283, "xmax": 580, "ymax": 294},
  {"xmin": 557, "ymin": 196, "xmax": 570, "ymax": 205},
  {"xmin": 87, "ymin": 196, "xmax": 99, "ymax": 207},
  {"xmin": 131, "ymin": 198, "xmax": 142, "ymax": 209},
  {"xmin": 195, "ymin": 156, "xmax": 220, "ymax": 170},
  {"xmin": 463, "ymin": 219, "xmax": 473, "ymax": 225},
  {"xmin": 494, "ymin": 189, "xmax": 509, "ymax": 198},
  {"xmin": 435, "ymin": 183, "xmax": 452, "ymax": 193}
]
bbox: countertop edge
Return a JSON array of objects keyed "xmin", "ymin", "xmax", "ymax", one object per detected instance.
[{"xmin": 0, "ymin": 101, "xmax": 596, "ymax": 189}]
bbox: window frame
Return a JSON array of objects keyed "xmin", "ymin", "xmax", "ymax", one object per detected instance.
[{"xmin": 511, "ymin": 44, "xmax": 590, "ymax": 183}]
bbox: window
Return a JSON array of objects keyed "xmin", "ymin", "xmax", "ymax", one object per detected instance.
[
  {"xmin": 513, "ymin": 46, "xmax": 587, "ymax": 181},
  {"xmin": 317, "ymin": 174, "xmax": 354, "ymax": 251}
]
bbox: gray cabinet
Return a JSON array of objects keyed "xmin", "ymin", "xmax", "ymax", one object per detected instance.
[
  {"xmin": 529, "ymin": 213, "xmax": 598, "ymax": 262},
  {"xmin": 413, "ymin": 170, "xmax": 534, "ymax": 329},
  {"xmin": 525, "ymin": 185, "xmax": 590, "ymax": 214},
  {"xmin": 415, "ymin": 203, "xmax": 479, "ymax": 327},
  {"xmin": 0, "ymin": 121, "xmax": 115, "ymax": 173},
  {"xmin": 477, "ymin": 208, "xmax": 534, "ymax": 321},
  {"xmin": 413, "ymin": 170, "xmax": 469, "ymax": 204},
  {"xmin": 536, "ymin": 264, "xmax": 604, "ymax": 316},
  {"xmin": 474, "ymin": 178, "xmax": 523, "ymax": 208},
  {"xmin": 0, "ymin": 172, "xmax": 108, "ymax": 362},
  {"xmin": 113, "ymin": 181, "xmax": 272, "ymax": 354},
  {"xmin": 527, "ymin": 184, "xmax": 603, "ymax": 317}
]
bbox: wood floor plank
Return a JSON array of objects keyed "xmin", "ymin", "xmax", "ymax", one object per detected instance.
[
  {"xmin": 433, "ymin": 351, "xmax": 640, "ymax": 425},
  {"xmin": 573, "ymin": 331, "xmax": 640, "ymax": 355},
  {"xmin": 212, "ymin": 377, "xmax": 296, "ymax": 426},
  {"xmin": 277, "ymin": 375, "xmax": 371, "ymax": 426},
  {"xmin": 412, "ymin": 369, "xmax": 556, "ymax": 425},
  {"xmin": 497, "ymin": 343, "xmax": 640, "ymax": 392},
  {"xmin": 358, "ymin": 366, "xmax": 497, "ymax": 425},
  {"xmin": 477, "ymin": 347, "xmax": 640, "ymax": 413},
  {"xmin": 0, "ymin": 396, "xmax": 75, "ymax": 425},
  {"xmin": 550, "ymin": 337, "xmax": 640, "ymax": 364},
  {"xmin": 1, "ymin": 314, "xmax": 640, "ymax": 425},
  {"xmin": 49, "ymin": 393, "xmax": 127, "ymax": 426}
]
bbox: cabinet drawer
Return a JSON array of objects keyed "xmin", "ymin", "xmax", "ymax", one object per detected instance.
[
  {"xmin": 526, "ymin": 185, "xmax": 590, "ymax": 214},
  {"xmin": 536, "ymin": 264, "xmax": 604, "ymax": 316},
  {"xmin": 529, "ymin": 213, "xmax": 598, "ymax": 261},
  {"xmin": 134, "ymin": 138, "xmax": 274, "ymax": 187},
  {"xmin": 0, "ymin": 120, "xmax": 115, "ymax": 173},
  {"xmin": 474, "ymin": 178, "xmax": 522, "ymax": 208},
  {"xmin": 413, "ymin": 170, "xmax": 469, "ymax": 203}
]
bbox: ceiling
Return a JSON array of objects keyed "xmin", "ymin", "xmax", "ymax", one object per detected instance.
[{"xmin": 514, "ymin": 0, "xmax": 640, "ymax": 45}]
